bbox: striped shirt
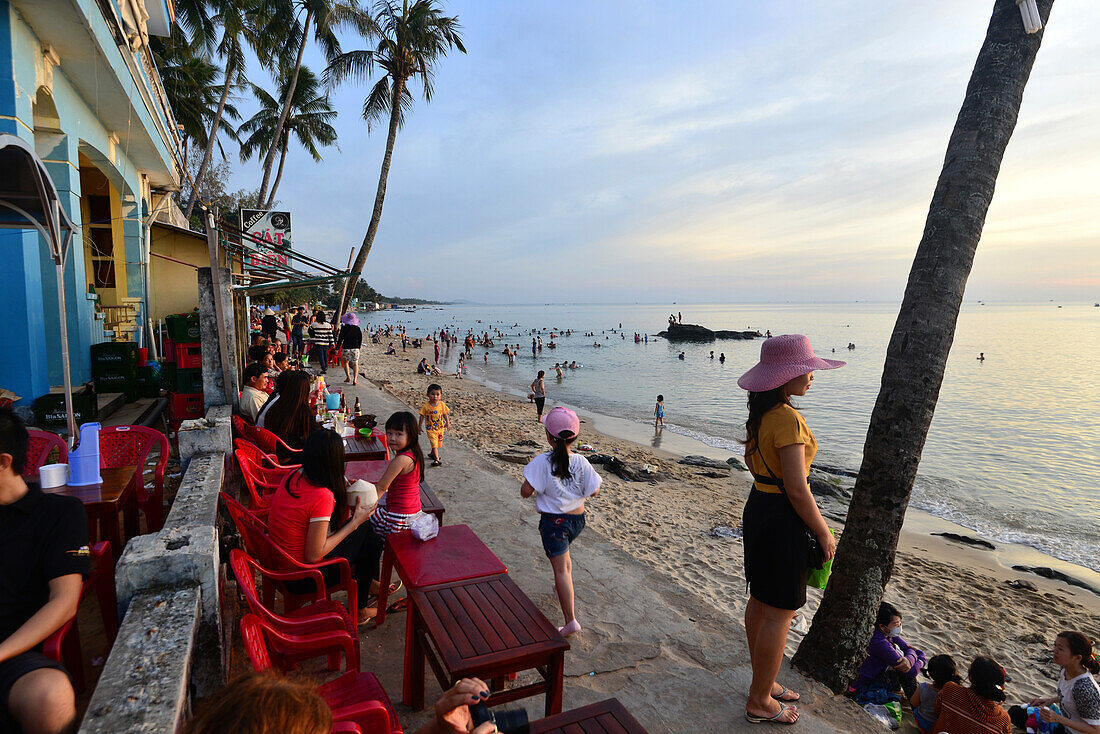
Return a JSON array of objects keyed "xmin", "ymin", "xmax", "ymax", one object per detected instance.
[{"xmin": 931, "ymin": 682, "xmax": 1012, "ymax": 734}]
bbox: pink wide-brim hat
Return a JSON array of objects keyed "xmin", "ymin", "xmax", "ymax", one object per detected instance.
[
  {"xmin": 340, "ymin": 312, "xmax": 360, "ymax": 326},
  {"xmin": 737, "ymin": 334, "xmax": 845, "ymax": 392}
]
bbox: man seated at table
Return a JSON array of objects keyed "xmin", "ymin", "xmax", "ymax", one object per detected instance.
[
  {"xmin": 0, "ymin": 408, "xmax": 89, "ymax": 734},
  {"xmin": 239, "ymin": 363, "xmax": 270, "ymax": 424}
]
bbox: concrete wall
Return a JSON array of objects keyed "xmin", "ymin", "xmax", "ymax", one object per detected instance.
[
  {"xmin": 79, "ymin": 412, "xmax": 231, "ymax": 731},
  {"xmin": 198, "ymin": 267, "xmax": 239, "ymax": 411},
  {"xmin": 149, "ymin": 226, "xmax": 205, "ymax": 323}
]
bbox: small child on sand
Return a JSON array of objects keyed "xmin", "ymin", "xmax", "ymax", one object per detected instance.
[
  {"xmin": 910, "ymin": 654, "xmax": 961, "ymax": 733},
  {"xmin": 520, "ymin": 408, "xmax": 601, "ymax": 637},
  {"xmin": 654, "ymin": 394, "xmax": 665, "ymax": 426},
  {"xmin": 418, "ymin": 384, "xmax": 450, "ymax": 467}
]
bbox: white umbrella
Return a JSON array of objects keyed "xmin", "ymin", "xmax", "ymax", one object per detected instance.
[{"xmin": 0, "ymin": 134, "xmax": 79, "ymax": 442}]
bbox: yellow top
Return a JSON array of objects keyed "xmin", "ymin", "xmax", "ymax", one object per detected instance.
[{"xmin": 749, "ymin": 403, "xmax": 817, "ymax": 494}]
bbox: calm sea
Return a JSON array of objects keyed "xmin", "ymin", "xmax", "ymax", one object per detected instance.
[{"xmin": 358, "ymin": 302, "xmax": 1100, "ymax": 573}]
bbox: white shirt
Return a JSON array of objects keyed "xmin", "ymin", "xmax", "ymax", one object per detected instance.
[
  {"xmin": 523, "ymin": 452, "xmax": 601, "ymax": 514},
  {"xmin": 240, "ymin": 386, "xmax": 268, "ymax": 423},
  {"xmin": 1059, "ymin": 670, "xmax": 1100, "ymax": 725}
]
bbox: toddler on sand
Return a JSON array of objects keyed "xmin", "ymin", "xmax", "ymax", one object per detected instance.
[
  {"xmin": 418, "ymin": 384, "xmax": 450, "ymax": 467},
  {"xmin": 654, "ymin": 394, "xmax": 665, "ymax": 426},
  {"xmin": 520, "ymin": 408, "xmax": 601, "ymax": 636}
]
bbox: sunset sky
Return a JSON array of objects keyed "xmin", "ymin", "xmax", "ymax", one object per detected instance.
[{"xmin": 229, "ymin": 0, "xmax": 1100, "ymax": 303}]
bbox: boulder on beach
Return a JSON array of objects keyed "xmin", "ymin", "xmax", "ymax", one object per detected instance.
[
  {"xmin": 657, "ymin": 323, "xmax": 761, "ymax": 342},
  {"xmin": 678, "ymin": 455, "xmax": 730, "ymax": 470}
]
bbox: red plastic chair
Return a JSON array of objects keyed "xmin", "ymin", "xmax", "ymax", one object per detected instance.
[
  {"xmin": 42, "ymin": 541, "xmax": 119, "ymax": 694},
  {"xmin": 221, "ymin": 492, "xmax": 358, "ymax": 616},
  {"xmin": 99, "ymin": 425, "xmax": 169, "ymax": 533},
  {"xmin": 252, "ymin": 425, "xmax": 304, "ymax": 461},
  {"xmin": 240, "ymin": 614, "xmax": 401, "ymax": 734},
  {"xmin": 24, "ymin": 429, "xmax": 68, "ymax": 480},
  {"xmin": 233, "ymin": 413, "xmax": 256, "ymax": 436},
  {"xmin": 329, "ymin": 347, "xmax": 343, "ymax": 368},
  {"xmin": 332, "ymin": 723, "xmax": 362, "ymax": 733},
  {"xmin": 234, "ymin": 438, "xmax": 299, "ymax": 472},
  {"xmin": 235, "ymin": 450, "xmax": 295, "ymax": 516},
  {"xmin": 229, "ymin": 549, "xmax": 359, "ymax": 671}
]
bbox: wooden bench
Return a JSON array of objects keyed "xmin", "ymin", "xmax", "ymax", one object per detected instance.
[
  {"xmin": 530, "ymin": 698, "xmax": 649, "ymax": 733},
  {"xmin": 405, "ymin": 574, "xmax": 569, "ymax": 716}
]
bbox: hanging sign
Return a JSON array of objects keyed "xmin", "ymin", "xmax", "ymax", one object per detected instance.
[{"xmin": 240, "ymin": 209, "xmax": 292, "ymax": 271}]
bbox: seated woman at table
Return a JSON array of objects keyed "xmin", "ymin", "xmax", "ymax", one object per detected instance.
[
  {"xmin": 256, "ymin": 370, "xmax": 291, "ymax": 429},
  {"xmin": 267, "ymin": 429, "xmax": 382, "ymax": 626},
  {"xmin": 370, "ymin": 411, "xmax": 423, "ymax": 537},
  {"xmin": 262, "ymin": 371, "xmax": 316, "ymax": 462}
]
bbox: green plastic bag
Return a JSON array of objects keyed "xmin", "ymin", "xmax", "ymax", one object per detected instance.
[
  {"xmin": 807, "ymin": 529, "xmax": 835, "ymax": 590},
  {"xmin": 883, "ymin": 700, "xmax": 903, "ymax": 727}
]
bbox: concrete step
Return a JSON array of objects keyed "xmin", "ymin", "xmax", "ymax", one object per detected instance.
[{"xmin": 96, "ymin": 392, "xmax": 126, "ymax": 423}]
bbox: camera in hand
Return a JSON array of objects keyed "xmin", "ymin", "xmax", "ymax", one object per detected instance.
[{"xmin": 470, "ymin": 702, "xmax": 529, "ymax": 734}]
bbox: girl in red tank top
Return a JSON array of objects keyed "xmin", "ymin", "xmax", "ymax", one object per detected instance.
[{"xmin": 370, "ymin": 411, "xmax": 424, "ymax": 535}]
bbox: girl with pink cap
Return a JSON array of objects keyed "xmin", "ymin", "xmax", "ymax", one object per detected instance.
[
  {"xmin": 738, "ymin": 334, "xmax": 844, "ymax": 725},
  {"xmin": 520, "ymin": 407, "xmax": 602, "ymax": 637}
]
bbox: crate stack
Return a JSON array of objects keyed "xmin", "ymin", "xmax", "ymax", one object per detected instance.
[
  {"xmin": 163, "ymin": 313, "xmax": 204, "ymax": 430},
  {"xmin": 91, "ymin": 341, "xmax": 139, "ymax": 402}
]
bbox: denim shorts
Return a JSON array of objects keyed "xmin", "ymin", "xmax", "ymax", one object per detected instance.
[{"xmin": 539, "ymin": 513, "xmax": 585, "ymax": 558}]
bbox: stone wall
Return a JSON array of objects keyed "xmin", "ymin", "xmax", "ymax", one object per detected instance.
[{"xmin": 78, "ymin": 412, "xmax": 230, "ymax": 731}]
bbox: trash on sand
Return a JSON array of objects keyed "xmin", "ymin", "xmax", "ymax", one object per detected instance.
[{"xmin": 710, "ymin": 524, "xmax": 742, "ymax": 540}]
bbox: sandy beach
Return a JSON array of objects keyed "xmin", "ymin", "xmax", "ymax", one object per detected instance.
[{"xmin": 345, "ymin": 331, "xmax": 1100, "ymax": 729}]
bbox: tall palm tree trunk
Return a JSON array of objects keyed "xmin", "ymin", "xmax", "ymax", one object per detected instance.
[
  {"xmin": 258, "ymin": 7, "xmax": 312, "ymax": 208},
  {"xmin": 269, "ymin": 136, "xmax": 290, "ymax": 204},
  {"xmin": 338, "ymin": 76, "xmax": 405, "ymax": 316},
  {"xmin": 791, "ymin": 0, "xmax": 1054, "ymax": 693},
  {"xmin": 185, "ymin": 65, "xmax": 235, "ymax": 218}
]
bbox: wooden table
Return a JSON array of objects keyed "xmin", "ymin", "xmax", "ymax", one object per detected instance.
[
  {"xmin": 376, "ymin": 524, "xmax": 507, "ymax": 628},
  {"xmin": 405, "ymin": 574, "xmax": 569, "ymax": 716},
  {"xmin": 343, "ymin": 433, "xmax": 388, "ymax": 461},
  {"xmin": 529, "ymin": 699, "xmax": 649, "ymax": 733},
  {"xmin": 43, "ymin": 465, "xmax": 139, "ymax": 556},
  {"xmin": 344, "ymin": 460, "xmax": 445, "ymax": 526}
]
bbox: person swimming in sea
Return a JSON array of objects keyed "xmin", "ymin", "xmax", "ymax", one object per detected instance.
[
  {"xmin": 719, "ymin": 353, "xmax": 725, "ymax": 363},
  {"xmin": 678, "ymin": 352, "xmax": 685, "ymax": 360}
]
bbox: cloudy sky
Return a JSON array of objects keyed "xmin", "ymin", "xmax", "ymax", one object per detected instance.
[{"xmin": 228, "ymin": 0, "xmax": 1100, "ymax": 304}]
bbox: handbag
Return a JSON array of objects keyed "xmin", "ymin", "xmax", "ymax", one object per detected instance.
[{"xmin": 751, "ymin": 450, "xmax": 827, "ymax": 571}]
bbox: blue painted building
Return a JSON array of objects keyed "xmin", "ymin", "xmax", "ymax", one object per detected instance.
[{"xmin": 0, "ymin": 0, "xmax": 182, "ymax": 410}]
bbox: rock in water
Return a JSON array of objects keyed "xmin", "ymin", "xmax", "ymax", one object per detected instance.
[
  {"xmin": 678, "ymin": 455, "xmax": 730, "ymax": 470},
  {"xmin": 1012, "ymin": 566, "xmax": 1100, "ymax": 596},
  {"xmin": 657, "ymin": 323, "xmax": 761, "ymax": 342},
  {"xmin": 932, "ymin": 532, "xmax": 995, "ymax": 550}
]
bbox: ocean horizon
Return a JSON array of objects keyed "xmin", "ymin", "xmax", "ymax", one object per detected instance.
[{"xmin": 358, "ymin": 301, "xmax": 1100, "ymax": 579}]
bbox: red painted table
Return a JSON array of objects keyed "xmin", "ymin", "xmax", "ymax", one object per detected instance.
[
  {"xmin": 43, "ymin": 465, "xmax": 139, "ymax": 557},
  {"xmin": 344, "ymin": 460, "xmax": 446, "ymax": 526},
  {"xmin": 529, "ymin": 699, "xmax": 649, "ymax": 733},
  {"xmin": 405, "ymin": 574, "xmax": 568, "ymax": 716},
  {"xmin": 376, "ymin": 524, "xmax": 505, "ymax": 628}
]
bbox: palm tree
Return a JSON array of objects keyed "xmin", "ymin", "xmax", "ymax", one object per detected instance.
[
  {"xmin": 791, "ymin": 0, "xmax": 1055, "ymax": 692},
  {"xmin": 254, "ymin": 0, "xmax": 367, "ymax": 208},
  {"xmin": 327, "ymin": 0, "xmax": 465, "ymax": 317},
  {"xmin": 239, "ymin": 67, "xmax": 339, "ymax": 205},
  {"xmin": 151, "ymin": 29, "xmax": 240, "ymax": 174},
  {"xmin": 184, "ymin": 0, "xmax": 275, "ymax": 218}
]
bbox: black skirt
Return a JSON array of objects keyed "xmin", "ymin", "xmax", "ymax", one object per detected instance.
[{"xmin": 742, "ymin": 488, "xmax": 809, "ymax": 610}]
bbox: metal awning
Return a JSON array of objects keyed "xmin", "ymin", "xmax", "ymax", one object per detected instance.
[
  {"xmin": 0, "ymin": 134, "xmax": 80, "ymax": 439},
  {"xmin": 218, "ymin": 219, "xmax": 352, "ymax": 294}
]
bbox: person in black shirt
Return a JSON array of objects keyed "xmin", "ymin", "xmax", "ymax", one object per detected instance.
[
  {"xmin": 336, "ymin": 313, "xmax": 363, "ymax": 386},
  {"xmin": 0, "ymin": 409, "xmax": 89, "ymax": 734},
  {"xmin": 260, "ymin": 308, "xmax": 279, "ymax": 342}
]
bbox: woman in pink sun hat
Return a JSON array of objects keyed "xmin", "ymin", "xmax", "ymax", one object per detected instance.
[{"xmin": 738, "ymin": 334, "xmax": 845, "ymax": 726}]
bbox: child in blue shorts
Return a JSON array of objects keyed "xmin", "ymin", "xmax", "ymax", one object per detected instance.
[{"xmin": 520, "ymin": 407, "xmax": 601, "ymax": 637}]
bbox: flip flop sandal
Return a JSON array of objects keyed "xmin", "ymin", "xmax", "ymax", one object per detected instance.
[
  {"xmin": 773, "ymin": 685, "xmax": 800, "ymax": 702},
  {"xmin": 745, "ymin": 702, "xmax": 797, "ymax": 725},
  {"xmin": 357, "ymin": 613, "xmax": 376, "ymax": 627},
  {"xmin": 386, "ymin": 597, "xmax": 409, "ymax": 614}
]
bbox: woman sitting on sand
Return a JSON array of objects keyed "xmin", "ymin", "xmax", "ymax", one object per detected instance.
[
  {"xmin": 853, "ymin": 602, "xmax": 927, "ymax": 703},
  {"xmin": 930, "ymin": 656, "xmax": 1012, "ymax": 734},
  {"xmin": 1028, "ymin": 631, "xmax": 1100, "ymax": 734},
  {"xmin": 738, "ymin": 335, "xmax": 844, "ymax": 725}
]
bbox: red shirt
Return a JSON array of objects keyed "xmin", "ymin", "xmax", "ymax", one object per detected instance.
[
  {"xmin": 385, "ymin": 451, "xmax": 422, "ymax": 514},
  {"xmin": 267, "ymin": 472, "xmax": 335, "ymax": 563}
]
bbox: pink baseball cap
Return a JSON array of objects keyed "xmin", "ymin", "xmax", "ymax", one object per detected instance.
[
  {"xmin": 737, "ymin": 334, "xmax": 845, "ymax": 392},
  {"xmin": 543, "ymin": 407, "xmax": 580, "ymax": 439}
]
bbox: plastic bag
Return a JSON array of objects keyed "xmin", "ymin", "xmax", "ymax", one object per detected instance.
[
  {"xmin": 863, "ymin": 703, "xmax": 899, "ymax": 730},
  {"xmin": 409, "ymin": 511, "xmax": 439, "ymax": 541},
  {"xmin": 807, "ymin": 529, "xmax": 836, "ymax": 589}
]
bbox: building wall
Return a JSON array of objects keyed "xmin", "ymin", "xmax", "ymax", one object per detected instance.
[
  {"xmin": 0, "ymin": 0, "xmax": 179, "ymax": 410},
  {"xmin": 149, "ymin": 230, "xmax": 204, "ymax": 323}
]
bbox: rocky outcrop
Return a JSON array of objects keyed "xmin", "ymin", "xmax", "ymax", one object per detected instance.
[{"xmin": 658, "ymin": 324, "xmax": 761, "ymax": 342}]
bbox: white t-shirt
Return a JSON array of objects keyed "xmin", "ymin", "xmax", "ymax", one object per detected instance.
[
  {"xmin": 1059, "ymin": 670, "xmax": 1100, "ymax": 725},
  {"xmin": 523, "ymin": 452, "xmax": 601, "ymax": 514}
]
